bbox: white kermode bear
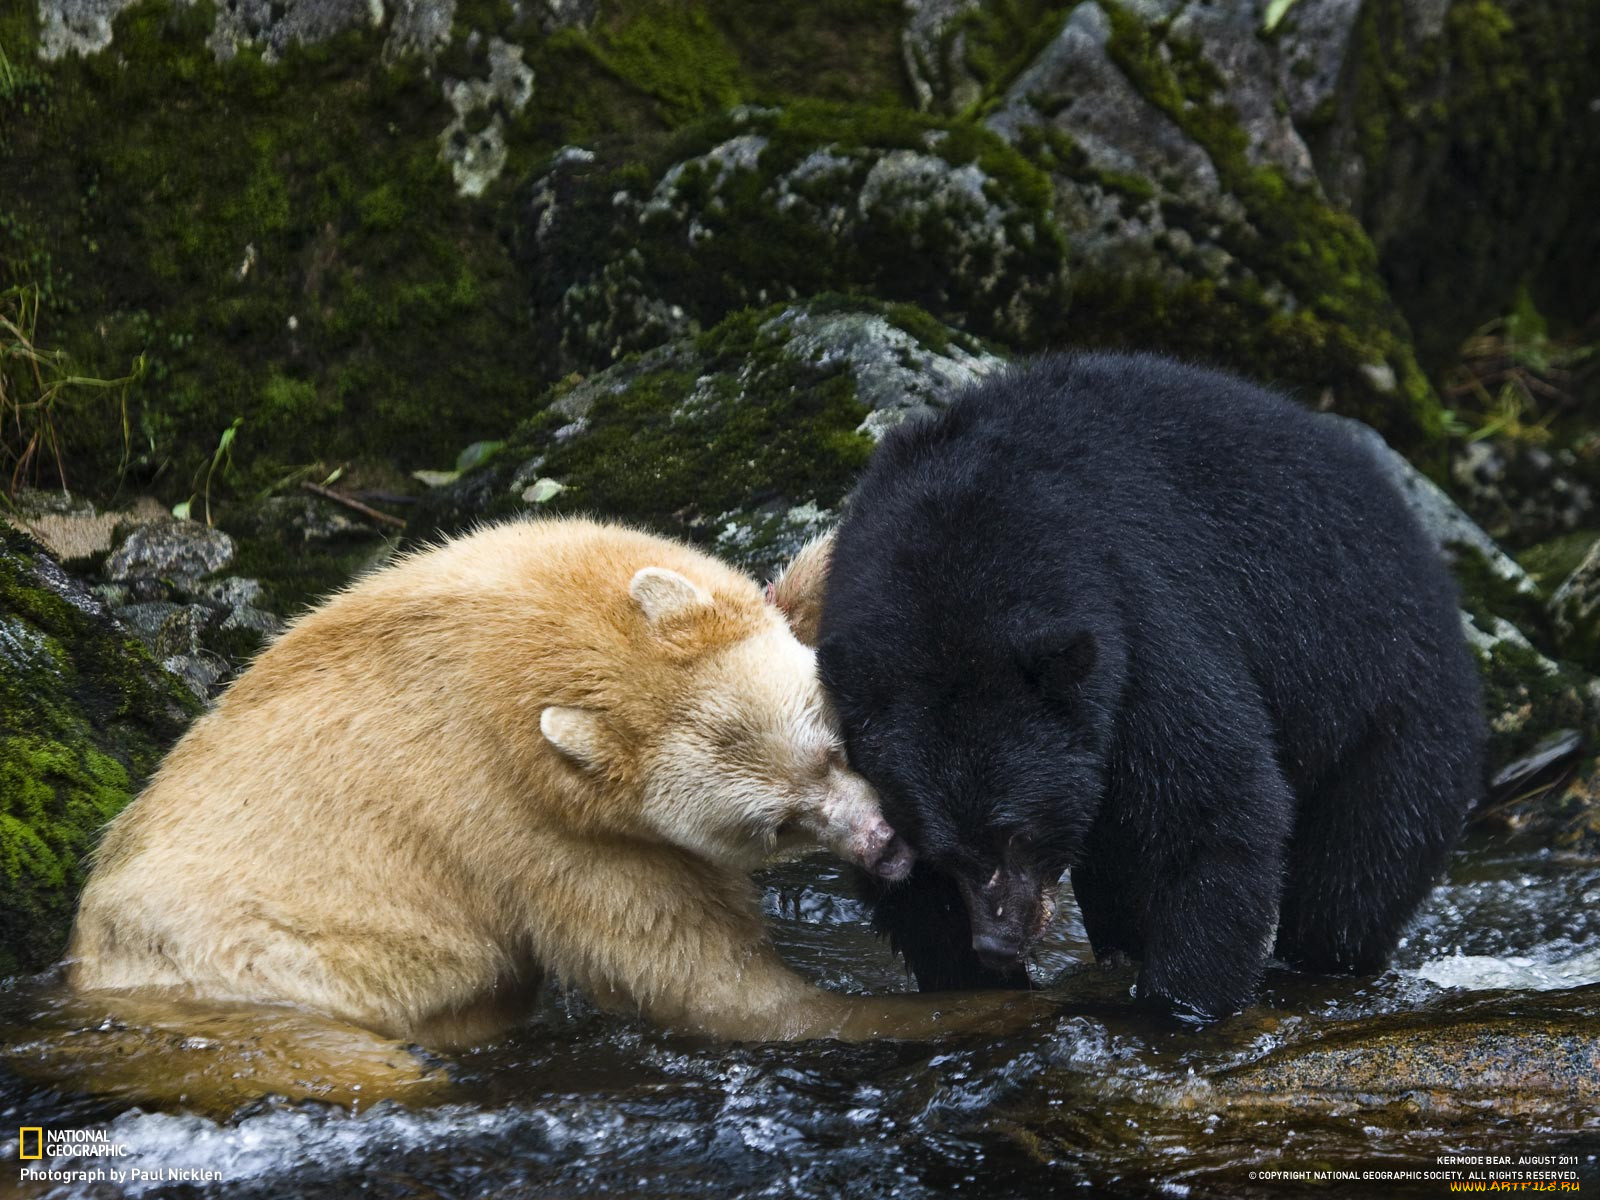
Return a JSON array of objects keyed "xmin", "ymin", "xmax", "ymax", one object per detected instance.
[{"xmin": 69, "ymin": 519, "xmax": 1035, "ymax": 1046}]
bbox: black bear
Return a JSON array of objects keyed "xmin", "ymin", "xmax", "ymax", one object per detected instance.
[{"xmin": 805, "ymin": 352, "xmax": 1485, "ymax": 1021}]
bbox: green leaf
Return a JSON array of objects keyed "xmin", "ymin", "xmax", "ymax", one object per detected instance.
[{"xmin": 1263, "ymin": 0, "xmax": 1300, "ymax": 33}]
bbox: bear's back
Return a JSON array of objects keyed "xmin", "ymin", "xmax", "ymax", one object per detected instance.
[{"xmin": 838, "ymin": 353, "xmax": 1472, "ymax": 781}]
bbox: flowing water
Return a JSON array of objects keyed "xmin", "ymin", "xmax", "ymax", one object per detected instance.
[{"xmin": 3, "ymin": 835, "xmax": 1598, "ymax": 1199}]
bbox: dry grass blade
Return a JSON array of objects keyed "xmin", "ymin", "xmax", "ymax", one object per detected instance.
[{"xmin": 0, "ymin": 284, "xmax": 146, "ymax": 496}]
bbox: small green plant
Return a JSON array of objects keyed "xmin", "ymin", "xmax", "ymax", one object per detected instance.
[
  {"xmin": 1444, "ymin": 288, "xmax": 1597, "ymax": 444},
  {"xmin": 172, "ymin": 418, "xmax": 242, "ymax": 526},
  {"xmin": 0, "ymin": 285, "xmax": 146, "ymax": 495}
]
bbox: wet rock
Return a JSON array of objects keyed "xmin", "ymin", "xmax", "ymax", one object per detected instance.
[
  {"xmin": 1462, "ymin": 610, "xmax": 1600, "ymax": 774},
  {"xmin": 0, "ymin": 526, "xmax": 199, "ymax": 978},
  {"xmin": 410, "ymin": 298, "xmax": 1000, "ymax": 579},
  {"xmin": 1214, "ymin": 986, "xmax": 1600, "ymax": 1114},
  {"xmin": 97, "ymin": 522, "xmax": 280, "ymax": 697}
]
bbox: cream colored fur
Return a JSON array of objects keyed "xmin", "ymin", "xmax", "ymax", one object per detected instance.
[
  {"xmin": 69, "ymin": 519, "xmax": 1041, "ymax": 1047},
  {"xmin": 768, "ymin": 529, "xmax": 835, "ymax": 647}
]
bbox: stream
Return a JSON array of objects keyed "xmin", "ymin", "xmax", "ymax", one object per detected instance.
[{"xmin": 3, "ymin": 834, "xmax": 1598, "ymax": 1198}]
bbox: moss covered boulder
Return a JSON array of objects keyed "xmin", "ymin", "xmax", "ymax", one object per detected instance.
[
  {"xmin": 410, "ymin": 297, "xmax": 1000, "ymax": 578},
  {"xmin": 904, "ymin": 0, "xmax": 1600, "ymax": 423},
  {"xmin": 973, "ymin": 2, "xmax": 1440, "ymax": 451},
  {"xmin": 0, "ymin": 525, "xmax": 199, "ymax": 978},
  {"xmin": 517, "ymin": 104, "xmax": 1068, "ymax": 374}
]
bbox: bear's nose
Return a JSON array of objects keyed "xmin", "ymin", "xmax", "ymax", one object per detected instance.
[
  {"xmin": 973, "ymin": 930, "xmax": 1022, "ymax": 967},
  {"xmin": 870, "ymin": 834, "xmax": 914, "ymax": 881},
  {"xmin": 855, "ymin": 815, "xmax": 913, "ymax": 880}
]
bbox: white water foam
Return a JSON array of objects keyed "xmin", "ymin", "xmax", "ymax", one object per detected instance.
[
  {"xmin": 36, "ymin": 1102, "xmax": 642, "ymax": 1199},
  {"xmin": 1409, "ymin": 944, "xmax": 1600, "ymax": 992}
]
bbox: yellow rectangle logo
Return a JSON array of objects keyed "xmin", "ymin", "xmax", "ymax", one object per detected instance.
[{"xmin": 18, "ymin": 1127, "xmax": 42, "ymax": 1160}]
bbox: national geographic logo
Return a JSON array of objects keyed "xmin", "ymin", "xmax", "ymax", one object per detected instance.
[{"xmin": 13, "ymin": 1126, "xmax": 224, "ymax": 1186}]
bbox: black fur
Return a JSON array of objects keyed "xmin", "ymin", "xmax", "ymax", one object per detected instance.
[{"xmin": 817, "ymin": 352, "xmax": 1485, "ymax": 1020}]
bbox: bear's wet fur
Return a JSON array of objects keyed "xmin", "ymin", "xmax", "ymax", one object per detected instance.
[{"xmin": 815, "ymin": 352, "xmax": 1486, "ymax": 1020}]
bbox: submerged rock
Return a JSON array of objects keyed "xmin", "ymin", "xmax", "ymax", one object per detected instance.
[{"xmin": 1214, "ymin": 985, "xmax": 1600, "ymax": 1114}]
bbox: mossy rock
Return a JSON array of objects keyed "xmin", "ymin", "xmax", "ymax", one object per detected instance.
[
  {"xmin": 0, "ymin": 526, "xmax": 200, "ymax": 978},
  {"xmin": 409, "ymin": 296, "xmax": 1000, "ymax": 578},
  {"xmin": 1325, "ymin": 0, "xmax": 1600, "ymax": 368},
  {"xmin": 0, "ymin": 0, "xmax": 917, "ymax": 505},
  {"xmin": 964, "ymin": 2, "xmax": 1443, "ymax": 455},
  {"xmin": 515, "ymin": 103, "xmax": 1068, "ymax": 374}
]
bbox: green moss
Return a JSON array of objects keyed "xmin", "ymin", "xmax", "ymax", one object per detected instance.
[
  {"xmin": 933, "ymin": 1, "xmax": 1080, "ymax": 115},
  {"xmin": 537, "ymin": 308, "xmax": 873, "ymax": 526},
  {"xmin": 1518, "ymin": 531, "xmax": 1598, "ymax": 593},
  {"xmin": 5, "ymin": 0, "xmax": 541, "ymax": 498},
  {"xmin": 1340, "ymin": 0, "xmax": 1600, "ymax": 365},
  {"xmin": 577, "ymin": 4, "xmax": 746, "ymax": 124},
  {"xmin": 259, "ymin": 371, "xmax": 340, "ymax": 426},
  {"xmin": 1470, "ymin": 633, "xmax": 1591, "ymax": 772},
  {"xmin": 1450, "ymin": 543, "xmax": 1551, "ymax": 646},
  {"xmin": 0, "ymin": 527, "xmax": 199, "ymax": 977},
  {"xmin": 412, "ymin": 300, "xmax": 887, "ymax": 572}
]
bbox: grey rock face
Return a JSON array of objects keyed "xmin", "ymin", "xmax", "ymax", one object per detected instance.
[
  {"xmin": 987, "ymin": 5, "xmax": 1221, "ymax": 201},
  {"xmin": 1331, "ymin": 416, "xmax": 1538, "ymax": 597},
  {"xmin": 106, "ymin": 521, "xmax": 236, "ymax": 582},
  {"xmin": 761, "ymin": 305, "xmax": 1002, "ymax": 439}
]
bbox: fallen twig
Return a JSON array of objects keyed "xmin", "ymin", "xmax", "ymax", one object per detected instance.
[{"xmin": 300, "ymin": 481, "xmax": 406, "ymax": 529}]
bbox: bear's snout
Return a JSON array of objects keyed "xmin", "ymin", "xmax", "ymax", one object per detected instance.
[
  {"xmin": 959, "ymin": 863, "xmax": 1046, "ymax": 968},
  {"xmin": 816, "ymin": 772, "xmax": 914, "ymax": 880},
  {"xmin": 863, "ymin": 823, "xmax": 914, "ymax": 881}
]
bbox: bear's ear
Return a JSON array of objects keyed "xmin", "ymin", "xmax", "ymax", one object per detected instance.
[
  {"xmin": 540, "ymin": 706, "xmax": 613, "ymax": 771},
  {"xmin": 767, "ymin": 529, "xmax": 835, "ymax": 646},
  {"xmin": 1021, "ymin": 630, "xmax": 1097, "ymax": 709},
  {"xmin": 629, "ymin": 567, "xmax": 712, "ymax": 625}
]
